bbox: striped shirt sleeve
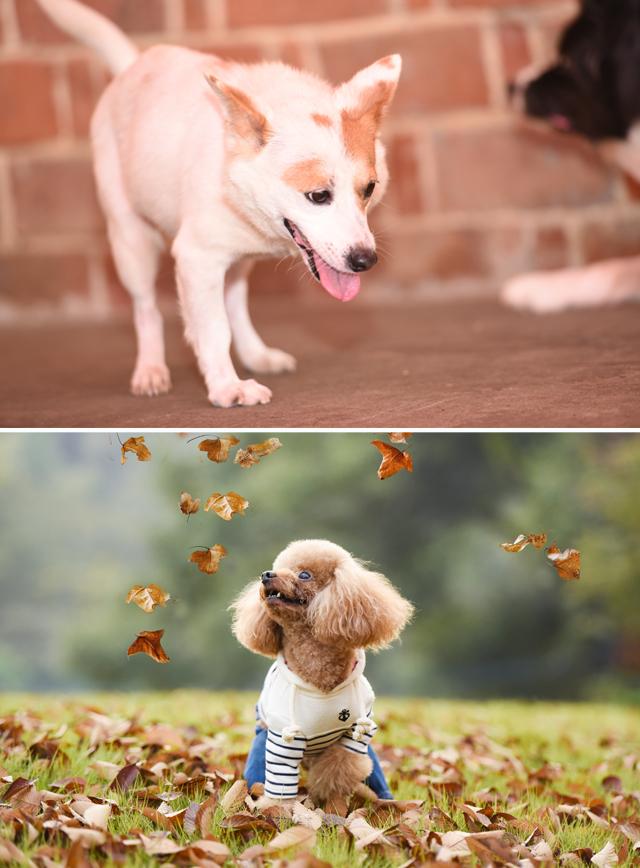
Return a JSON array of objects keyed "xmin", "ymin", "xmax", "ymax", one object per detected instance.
[
  {"xmin": 337, "ymin": 718, "xmax": 378, "ymax": 756},
  {"xmin": 264, "ymin": 729, "xmax": 306, "ymax": 799}
]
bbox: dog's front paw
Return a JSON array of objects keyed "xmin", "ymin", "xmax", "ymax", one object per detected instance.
[
  {"xmin": 243, "ymin": 347, "xmax": 297, "ymax": 375},
  {"xmin": 501, "ymin": 271, "xmax": 574, "ymax": 314},
  {"xmin": 208, "ymin": 378, "xmax": 272, "ymax": 407},
  {"xmin": 131, "ymin": 363, "xmax": 172, "ymax": 396}
]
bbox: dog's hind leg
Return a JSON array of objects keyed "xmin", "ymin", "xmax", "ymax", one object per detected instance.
[
  {"xmin": 173, "ymin": 229, "xmax": 272, "ymax": 407},
  {"xmin": 225, "ymin": 260, "xmax": 297, "ymax": 375},
  {"xmin": 92, "ymin": 117, "xmax": 170, "ymax": 396},
  {"xmin": 305, "ymin": 744, "xmax": 372, "ymax": 805},
  {"xmin": 106, "ymin": 215, "xmax": 171, "ymax": 396}
]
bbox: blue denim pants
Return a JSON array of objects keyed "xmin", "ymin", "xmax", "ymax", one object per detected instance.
[{"xmin": 244, "ymin": 724, "xmax": 393, "ymax": 800}]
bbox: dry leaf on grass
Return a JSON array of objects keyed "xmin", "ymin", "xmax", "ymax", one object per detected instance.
[
  {"xmin": 127, "ymin": 629, "xmax": 170, "ymax": 664},
  {"xmin": 234, "ymin": 437, "xmax": 282, "ymax": 468},
  {"xmin": 265, "ymin": 824, "xmax": 316, "ymax": 854},
  {"xmin": 179, "ymin": 491, "xmax": 200, "ymax": 516},
  {"xmin": 188, "ymin": 545, "xmax": 227, "ymax": 575},
  {"xmin": 388, "ymin": 432, "xmax": 413, "ymax": 444},
  {"xmin": 220, "ymin": 779, "xmax": 248, "ymax": 816},
  {"xmin": 292, "ymin": 801, "xmax": 323, "ymax": 830},
  {"xmin": 500, "ymin": 533, "xmax": 548, "ymax": 553},
  {"xmin": 371, "ymin": 440, "xmax": 413, "ymax": 480},
  {"xmin": 198, "ymin": 436, "xmax": 240, "ymax": 463},
  {"xmin": 592, "ymin": 841, "xmax": 619, "ymax": 867},
  {"xmin": 120, "ymin": 436, "xmax": 151, "ymax": 465},
  {"xmin": 204, "ymin": 492, "xmax": 249, "ymax": 521},
  {"xmin": 125, "ymin": 584, "xmax": 170, "ymax": 613},
  {"xmin": 547, "ymin": 544, "xmax": 581, "ymax": 580}
]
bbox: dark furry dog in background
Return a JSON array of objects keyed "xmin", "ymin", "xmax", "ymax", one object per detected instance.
[{"xmin": 504, "ymin": 0, "xmax": 640, "ymax": 312}]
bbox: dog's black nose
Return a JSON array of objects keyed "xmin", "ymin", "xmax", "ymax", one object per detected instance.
[
  {"xmin": 261, "ymin": 571, "xmax": 276, "ymax": 584},
  {"xmin": 347, "ymin": 247, "xmax": 378, "ymax": 273}
]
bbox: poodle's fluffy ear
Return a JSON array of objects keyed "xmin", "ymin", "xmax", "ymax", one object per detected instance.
[
  {"xmin": 308, "ymin": 558, "xmax": 414, "ymax": 649},
  {"xmin": 229, "ymin": 581, "xmax": 282, "ymax": 657}
]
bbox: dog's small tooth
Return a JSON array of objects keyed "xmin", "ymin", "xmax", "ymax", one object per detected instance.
[{"xmin": 276, "ymin": 592, "xmax": 282, "ymax": 598}]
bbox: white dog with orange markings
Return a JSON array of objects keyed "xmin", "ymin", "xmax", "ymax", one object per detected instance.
[{"xmin": 36, "ymin": 0, "xmax": 400, "ymax": 407}]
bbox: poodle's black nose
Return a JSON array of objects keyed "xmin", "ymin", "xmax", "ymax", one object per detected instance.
[{"xmin": 261, "ymin": 571, "xmax": 276, "ymax": 584}]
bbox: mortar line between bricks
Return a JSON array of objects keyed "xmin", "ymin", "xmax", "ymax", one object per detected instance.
[
  {"xmin": 480, "ymin": 17, "xmax": 506, "ymax": 112},
  {"xmin": 0, "ymin": 0, "xmax": 19, "ymax": 47},
  {"xmin": 0, "ymin": 154, "xmax": 17, "ymax": 249},
  {"xmin": 211, "ymin": 0, "xmax": 227, "ymax": 32},
  {"xmin": 164, "ymin": 0, "xmax": 184, "ymax": 33}
]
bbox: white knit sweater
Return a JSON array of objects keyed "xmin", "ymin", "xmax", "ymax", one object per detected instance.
[{"xmin": 257, "ymin": 650, "xmax": 378, "ymax": 799}]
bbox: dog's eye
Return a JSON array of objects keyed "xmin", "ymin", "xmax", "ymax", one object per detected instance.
[
  {"xmin": 298, "ymin": 570, "xmax": 313, "ymax": 581},
  {"xmin": 305, "ymin": 190, "xmax": 332, "ymax": 205},
  {"xmin": 363, "ymin": 181, "xmax": 376, "ymax": 200}
]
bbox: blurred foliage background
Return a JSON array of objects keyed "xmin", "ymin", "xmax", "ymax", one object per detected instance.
[{"xmin": 0, "ymin": 432, "xmax": 638, "ymax": 702}]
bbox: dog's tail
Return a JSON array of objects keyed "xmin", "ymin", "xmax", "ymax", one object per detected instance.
[{"xmin": 36, "ymin": 0, "xmax": 138, "ymax": 76}]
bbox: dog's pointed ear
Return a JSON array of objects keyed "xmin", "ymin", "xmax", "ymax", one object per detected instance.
[
  {"xmin": 308, "ymin": 557, "xmax": 413, "ymax": 649},
  {"xmin": 205, "ymin": 74, "xmax": 271, "ymax": 149},
  {"xmin": 336, "ymin": 55, "xmax": 402, "ymax": 129},
  {"xmin": 229, "ymin": 581, "xmax": 282, "ymax": 657}
]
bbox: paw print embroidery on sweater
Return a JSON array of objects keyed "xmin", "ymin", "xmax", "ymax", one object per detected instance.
[{"xmin": 338, "ymin": 708, "xmax": 351, "ymax": 722}]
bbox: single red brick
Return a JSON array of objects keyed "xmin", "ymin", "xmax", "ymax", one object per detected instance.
[
  {"xmin": 384, "ymin": 134, "xmax": 424, "ymax": 216},
  {"xmin": 0, "ymin": 60, "xmax": 58, "ymax": 145},
  {"xmin": 435, "ymin": 127, "xmax": 614, "ymax": 211},
  {"xmin": 321, "ymin": 26, "xmax": 489, "ymax": 114},
  {"xmin": 12, "ymin": 157, "xmax": 103, "ymax": 235},
  {"xmin": 581, "ymin": 219, "xmax": 640, "ymax": 263},
  {"xmin": 533, "ymin": 226, "xmax": 570, "ymax": 270},
  {"xmin": 183, "ymin": 0, "xmax": 209, "ymax": 31},
  {"xmin": 227, "ymin": 0, "xmax": 386, "ymax": 28},
  {"xmin": 16, "ymin": 0, "xmax": 166, "ymax": 44},
  {"xmin": 0, "ymin": 252, "xmax": 90, "ymax": 304},
  {"xmin": 500, "ymin": 22, "xmax": 531, "ymax": 85},
  {"xmin": 67, "ymin": 58, "xmax": 108, "ymax": 138}
]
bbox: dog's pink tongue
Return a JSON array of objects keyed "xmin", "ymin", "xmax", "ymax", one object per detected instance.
[{"xmin": 315, "ymin": 258, "xmax": 361, "ymax": 302}]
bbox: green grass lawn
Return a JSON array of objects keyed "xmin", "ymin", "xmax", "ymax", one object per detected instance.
[{"xmin": 1, "ymin": 693, "xmax": 639, "ymax": 865}]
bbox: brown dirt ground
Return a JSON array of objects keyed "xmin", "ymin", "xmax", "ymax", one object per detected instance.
[{"xmin": 1, "ymin": 298, "xmax": 639, "ymax": 428}]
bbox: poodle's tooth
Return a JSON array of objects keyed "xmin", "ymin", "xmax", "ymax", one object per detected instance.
[{"xmin": 276, "ymin": 592, "xmax": 282, "ymax": 598}]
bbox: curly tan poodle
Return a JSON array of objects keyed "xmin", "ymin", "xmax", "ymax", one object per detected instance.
[{"xmin": 230, "ymin": 539, "xmax": 414, "ymax": 804}]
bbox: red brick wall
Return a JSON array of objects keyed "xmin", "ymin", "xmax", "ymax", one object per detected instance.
[{"xmin": 1, "ymin": 0, "xmax": 639, "ymax": 320}]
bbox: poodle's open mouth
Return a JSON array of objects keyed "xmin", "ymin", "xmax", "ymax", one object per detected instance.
[
  {"xmin": 264, "ymin": 588, "xmax": 305, "ymax": 606},
  {"xmin": 283, "ymin": 218, "xmax": 361, "ymax": 303}
]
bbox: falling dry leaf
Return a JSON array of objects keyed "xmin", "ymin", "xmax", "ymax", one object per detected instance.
[
  {"xmin": 547, "ymin": 544, "xmax": 581, "ymax": 581},
  {"xmin": 204, "ymin": 492, "xmax": 249, "ymax": 521},
  {"xmin": 120, "ymin": 436, "xmax": 151, "ymax": 465},
  {"xmin": 500, "ymin": 533, "xmax": 548, "ymax": 553},
  {"xmin": 235, "ymin": 437, "xmax": 283, "ymax": 468},
  {"xmin": 127, "ymin": 629, "xmax": 170, "ymax": 664},
  {"xmin": 179, "ymin": 491, "xmax": 200, "ymax": 516},
  {"xmin": 189, "ymin": 545, "xmax": 228, "ymax": 575},
  {"xmin": 389, "ymin": 432, "xmax": 413, "ymax": 444},
  {"xmin": 371, "ymin": 440, "xmax": 413, "ymax": 480},
  {"xmin": 125, "ymin": 584, "xmax": 170, "ymax": 614},
  {"xmin": 198, "ymin": 436, "xmax": 240, "ymax": 463}
]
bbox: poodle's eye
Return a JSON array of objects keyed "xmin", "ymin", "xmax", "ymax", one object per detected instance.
[
  {"xmin": 298, "ymin": 570, "xmax": 313, "ymax": 581},
  {"xmin": 363, "ymin": 180, "xmax": 376, "ymax": 200}
]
